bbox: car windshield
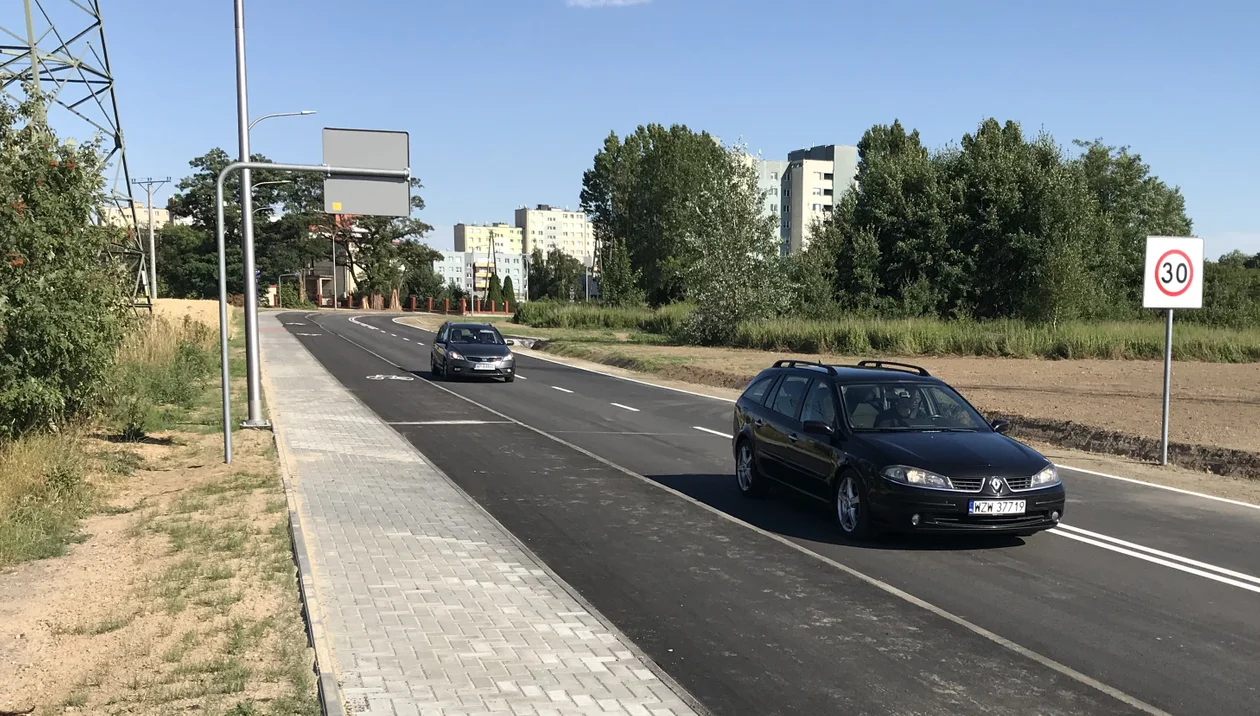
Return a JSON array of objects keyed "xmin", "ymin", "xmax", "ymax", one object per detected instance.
[
  {"xmin": 449, "ymin": 326, "xmax": 505, "ymax": 345},
  {"xmin": 841, "ymin": 382, "xmax": 988, "ymax": 432}
]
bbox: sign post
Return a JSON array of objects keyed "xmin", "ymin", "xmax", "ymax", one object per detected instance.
[{"xmin": 1142, "ymin": 236, "xmax": 1204, "ymax": 465}]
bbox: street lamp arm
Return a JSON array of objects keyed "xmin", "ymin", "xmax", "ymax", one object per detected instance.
[{"xmin": 248, "ymin": 110, "xmax": 316, "ymax": 132}]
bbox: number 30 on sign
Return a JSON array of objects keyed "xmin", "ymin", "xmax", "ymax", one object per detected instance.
[{"xmin": 1143, "ymin": 236, "xmax": 1204, "ymax": 310}]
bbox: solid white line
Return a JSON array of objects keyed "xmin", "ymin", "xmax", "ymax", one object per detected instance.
[
  {"xmin": 387, "ymin": 420, "xmax": 512, "ymax": 426},
  {"xmin": 552, "ymin": 386, "xmax": 574, "ymax": 394},
  {"xmin": 693, "ymin": 426, "xmax": 732, "ymax": 439},
  {"xmin": 1055, "ymin": 524, "xmax": 1260, "ymax": 586},
  {"xmin": 513, "ymin": 347, "xmax": 740, "ymax": 403},
  {"xmin": 1049, "ymin": 529, "xmax": 1260, "ymax": 595},
  {"xmin": 1057, "ymin": 464, "xmax": 1260, "ymax": 512},
  {"xmin": 610, "ymin": 403, "xmax": 640, "ymax": 412}
]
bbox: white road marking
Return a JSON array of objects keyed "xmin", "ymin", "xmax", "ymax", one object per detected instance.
[
  {"xmin": 1052, "ymin": 524, "xmax": 1260, "ymax": 592},
  {"xmin": 693, "ymin": 426, "xmax": 732, "ymax": 439},
  {"xmin": 515, "ymin": 374, "xmax": 527, "ymax": 380},
  {"xmin": 387, "ymin": 420, "xmax": 512, "ymax": 426},
  {"xmin": 471, "ymin": 330, "xmax": 1260, "ymax": 514},
  {"xmin": 294, "ymin": 332, "xmax": 322, "ymax": 337},
  {"xmin": 610, "ymin": 403, "xmax": 640, "ymax": 412},
  {"xmin": 390, "ymin": 333, "xmax": 398, "ymax": 337},
  {"xmin": 402, "ymin": 337, "xmax": 410, "ymax": 341},
  {"xmin": 1058, "ymin": 464, "xmax": 1260, "ymax": 512},
  {"xmin": 551, "ymin": 386, "xmax": 574, "ymax": 394}
]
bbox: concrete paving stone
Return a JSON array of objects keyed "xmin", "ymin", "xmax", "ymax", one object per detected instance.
[{"xmin": 260, "ymin": 312, "xmax": 696, "ymax": 715}]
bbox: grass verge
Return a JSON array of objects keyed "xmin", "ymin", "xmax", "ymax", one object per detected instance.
[
  {"xmin": 510, "ymin": 302, "xmax": 1260, "ymax": 362},
  {"xmin": 0, "ymin": 305, "xmax": 317, "ymax": 715}
]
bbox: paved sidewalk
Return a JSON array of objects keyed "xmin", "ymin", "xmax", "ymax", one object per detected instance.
[{"xmin": 258, "ymin": 313, "xmax": 698, "ymax": 716}]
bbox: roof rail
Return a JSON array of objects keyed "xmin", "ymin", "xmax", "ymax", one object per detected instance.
[
  {"xmin": 773, "ymin": 359, "xmax": 837, "ymax": 376},
  {"xmin": 856, "ymin": 360, "xmax": 931, "ymax": 377}
]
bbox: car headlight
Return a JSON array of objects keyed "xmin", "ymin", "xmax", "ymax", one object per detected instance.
[
  {"xmin": 447, "ymin": 349, "xmax": 464, "ymax": 360},
  {"xmin": 881, "ymin": 465, "xmax": 954, "ymax": 490},
  {"xmin": 1030, "ymin": 464, "xmax": 1060, "ymax": 488}
]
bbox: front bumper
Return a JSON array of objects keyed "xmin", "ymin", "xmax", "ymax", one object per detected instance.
[
  {"xmin": 446, "ymin": 356, "xmax": 515, "ymax": 378},
  {"xmin": 868, "ymin": 480, "xmax": 1066, "ymax": 534}
]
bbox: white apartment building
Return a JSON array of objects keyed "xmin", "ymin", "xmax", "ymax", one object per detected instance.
[
  {"xmin": 514, "ymin": 205, "xmax": 595, "ymax": 267},
  {"xmin": 434, "ymin": 251, "xmax": 529, "ymax": 301},
  {"xmin": 454, "ymin": 223, "xmax": 524, "ymax": 255},
  {"xmin": 781, "ymin": 145, "xmax": 859, "ymax": 254}
]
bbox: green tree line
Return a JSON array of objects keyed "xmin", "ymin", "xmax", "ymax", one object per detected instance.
[
  {"xmin": 157, "ymin": 149, "xmax": 439, "ymax": 302},
  {"xmin": 580, "ymin": 118, "xmax": 1257, "ymax": 339}
]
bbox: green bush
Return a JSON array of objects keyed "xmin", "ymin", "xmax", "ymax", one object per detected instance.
[
  {"xmin": 0, "ymin": 94, "xmax": 130, "ymax": 439},
  {"xmin": 107, "ymin": 316, "xmax": 218, "ymax": 438}
]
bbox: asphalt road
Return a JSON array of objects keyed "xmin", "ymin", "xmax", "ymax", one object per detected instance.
[{"xmin": 279, "ymin": 311, "xmax": 1260, "ymax": 716}]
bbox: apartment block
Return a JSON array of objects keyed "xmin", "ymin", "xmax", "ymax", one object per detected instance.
[
  {"xmin": 434, "ymin": 251, "xmax": 529, "ymax": 300},
  {"xmin": 99, "ymin": 201, "xmax": 174, "ymax": 230},
  {"xmin": 454, "ymin": 223, "xmax": 524, "ymax": 255},
  {"xmin": 513, "ymin": 205, "xmax": 595, "ymax": 267},
  {"xmin": 781, "ymin": 145, "xmax": 859, "ymax": 254}
]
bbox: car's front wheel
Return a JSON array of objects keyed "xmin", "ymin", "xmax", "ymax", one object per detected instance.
[
  {"xmin": 432, "ymin": 356, "xmax": 444, "ymax": 380},
  {"xmin": 503, "ymin": 373, "xmax": 515, "ymax": 383},
  {"xmin": 735, "ymin": 440, "xmax": 769, "ymax": 498},
  {"xmin": 834, "ymin": 473, "xmax": 871, "ymax": 538}
]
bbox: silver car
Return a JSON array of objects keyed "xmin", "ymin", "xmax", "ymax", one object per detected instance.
[{"xmin": 430, "ymin": 321, "xmax": 516, "ymax": 382}]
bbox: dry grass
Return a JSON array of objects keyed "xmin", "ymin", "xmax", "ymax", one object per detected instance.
[{"xmin": 0, "ymin": 432, "xmax": 94, "ymax": 565}]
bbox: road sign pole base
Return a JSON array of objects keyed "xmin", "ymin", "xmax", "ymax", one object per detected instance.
[{"xmin": 241, "ymin": 419, "xmax": 273, "ymax": 430}]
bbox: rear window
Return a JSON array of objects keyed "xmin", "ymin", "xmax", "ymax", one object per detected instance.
[{"xmin": 742, "ymin": 375, "xmax": 776, "ymax": 405}]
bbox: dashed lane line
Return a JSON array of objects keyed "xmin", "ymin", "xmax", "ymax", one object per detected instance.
[
  {"xmin": 694, "ymin": 426, "xmax": 732, "ymax": 439},
  {"xmin": 552, "ymin": 386, "xmax": 574, "ymax": 394},
  {"xmin": 611, "ymin": 403, "xmax": 640, "ymax": 412}
]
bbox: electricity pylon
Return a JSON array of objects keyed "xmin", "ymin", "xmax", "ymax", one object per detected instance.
[{"xmin": 0, "ymin": 0, "xmax": 151, "ymax": 309}]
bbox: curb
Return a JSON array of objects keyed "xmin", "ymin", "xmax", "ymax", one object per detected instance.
[{"xmin": 259, "ymin": 324, "xmax": 347, "ymax": 716}]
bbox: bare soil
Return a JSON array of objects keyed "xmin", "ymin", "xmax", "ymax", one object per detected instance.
[{"xmin": 0, "ymin": 430, "xmax": 316, "ymax": 716}]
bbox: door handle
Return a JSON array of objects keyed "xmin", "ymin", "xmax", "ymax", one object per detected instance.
[
  {"xmin": 788, "ymin": 433, "xmax": 798, "ymax": 442},
  {"xmin": 754, "ymin": 419, "xmax": 764, "ymax": 427}
]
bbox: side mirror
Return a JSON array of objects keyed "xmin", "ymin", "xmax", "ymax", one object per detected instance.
[
  {"xmin": 505, "ymin": 339, "xmax": 515, "ymax": 345},
  {"xmin": 991, "ymin": 419, "xmax": 1011, "ymax": 435},
  {"xmin": 803, "ymin": 420, "xmax": 835, "ymax": 437}
]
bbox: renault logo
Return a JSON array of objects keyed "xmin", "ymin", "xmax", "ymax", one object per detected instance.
[{"xmin": 989, "ymin": 477, "xmax": 1003, "ymax": 493}]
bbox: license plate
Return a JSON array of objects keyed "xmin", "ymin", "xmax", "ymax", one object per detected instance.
[
  {"xmin": 472, "ymin": 363, "xmax": 496, "ymax": 371},
  {"xmin": 969, "ymin": 500, "xmax": 1026, "ymax": 515}
]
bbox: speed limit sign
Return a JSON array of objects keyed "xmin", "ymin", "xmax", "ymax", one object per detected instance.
[{"xmin": 1143, "ymin": 236, "xmax": 1203, "ymax": 309}]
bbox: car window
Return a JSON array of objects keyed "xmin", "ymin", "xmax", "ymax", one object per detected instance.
[
  {"xmin": 769, "ymin": 375, "xmax": 810, "ymax": 420},
  {"xmin": 841, "ymin": 382, "xmax": 987, "ymax": 431},
  {"xmin": 449, "ymin": 327, "xmax": 504, "ymax": 345},
  {"xmin": 741, "ymin": 375, "xmax": 776, "ymax": 406},
  {"xmin": 800, "ymin": 379, "xmax": 837, "ymax": 426},
  {"xmin": 436, "ymin": 324, "xmax": 449, "ymax": 343}
]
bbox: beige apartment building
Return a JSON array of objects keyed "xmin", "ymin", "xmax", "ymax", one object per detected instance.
[
  {"xmin": 453, "ymin": 223, "xmax": 524, "ymax": 254},
  {"xmin": 781, "ymin": 145, "xmax": 859, "ymax": 254},
  {"xmin": 98, "ymin": 201, "xmax": 173, "ymax": 231},
  {"xmin": 513, "ymin": 205, "xmax": 595, "ymax": 267}
]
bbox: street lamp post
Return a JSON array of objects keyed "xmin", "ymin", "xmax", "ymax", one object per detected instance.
[{"xmin": 232, "ymin": 0, "xmax": 316, "ymax": 430}]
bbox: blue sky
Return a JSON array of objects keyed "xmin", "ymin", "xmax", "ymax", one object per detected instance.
[{"xmin": 94, "ymin": 0, "xmax": 1257, "ymax": 257}]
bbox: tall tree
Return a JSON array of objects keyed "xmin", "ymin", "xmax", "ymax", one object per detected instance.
[
  {"xmin": 501, "ymin": 275, "xmax": 516, "ymax": 305},
  {"xmin": 486, "ymin": 273, "xmax": 504, "ymax": 304},
  {"xmin": 679, "ymin": 142, "xmax": 785, "ymax": 344},
  {"xmin": 581, "ymin": 124, "xmax": 734, "ymax": 304}
]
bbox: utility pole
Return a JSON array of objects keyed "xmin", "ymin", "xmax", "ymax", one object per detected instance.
[
  {"xmin": 233, "ymin": 0, "xmax": 268, "ymax": 429},
  {"xmin": 131, "ymin": 177, "xmax": 170, "ymax": 299}
]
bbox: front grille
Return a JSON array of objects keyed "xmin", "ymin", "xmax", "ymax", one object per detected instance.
[
  {"xmin": 926, "ymin": 513, "xmax": 1049, "ymax": 528},
  {"xmin": 950, "ymin": 477, "xmax": 985, "ymax": 492},
  {"xmin": 1004, "ymin": 475, "xmax": 1033, "ymax": 490}
]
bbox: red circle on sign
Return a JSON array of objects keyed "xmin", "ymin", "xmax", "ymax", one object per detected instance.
[{"xmin": 1155, "ymin": 249, "xmax": 1193, "ymax": 297}]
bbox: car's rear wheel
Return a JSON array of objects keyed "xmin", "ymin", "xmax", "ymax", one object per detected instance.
[
  {"xmin": 735, "ymin": 440, "xmax": 769, "ymax": 498},
  {"xmin": 835, "ymin": 473, "xmax": 871, "ymax": 538}
]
